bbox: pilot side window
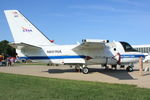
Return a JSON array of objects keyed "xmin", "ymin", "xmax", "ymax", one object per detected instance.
[{"xmin": 120, "ymin": 42, "xmax": 137, "ymax": 52}]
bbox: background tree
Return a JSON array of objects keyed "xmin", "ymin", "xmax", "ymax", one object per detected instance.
[{"xmin": 0, "ymin": 40, "xmax": 16, "ymax": 58}]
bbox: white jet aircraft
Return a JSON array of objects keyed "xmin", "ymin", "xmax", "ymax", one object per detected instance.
[{"xmin": 4, "ymin": 10, "xmax": 145, "ymax": 74}]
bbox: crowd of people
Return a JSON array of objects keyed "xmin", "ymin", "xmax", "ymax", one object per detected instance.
[{"xmin": 0, "ymin": 55, "xmax": 16, "ymax": 66}]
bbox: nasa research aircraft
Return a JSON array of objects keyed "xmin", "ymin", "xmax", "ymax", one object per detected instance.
[{"xmin": 4, "ymin": 10, "xmax": 145, "ymax": 74}]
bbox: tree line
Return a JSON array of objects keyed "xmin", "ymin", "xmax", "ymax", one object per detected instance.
[{"xmin": 0, "ymin": 40, "xmax": 16, "ymax": 58}]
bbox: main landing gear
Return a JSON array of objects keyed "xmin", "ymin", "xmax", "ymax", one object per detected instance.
[
  {"xmin": 82, "ymin": 67, "xmax": 89, "ymax": 74},
  {"xmin": 75, "ymin": 65, "xmax": 89, "ymax": 74},
  {"xmin": 74, "ymin": 64, "xmax": 134, "ymax": 74}
]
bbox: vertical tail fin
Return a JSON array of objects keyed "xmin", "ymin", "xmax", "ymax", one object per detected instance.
[{"xmin": 4, "ymin": 10, "xmax": 54, "ymax": 47}]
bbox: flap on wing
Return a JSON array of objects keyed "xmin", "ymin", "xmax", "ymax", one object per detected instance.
[
  {"xmin": 73, "ymin": 42, "xmax": 105, "ymax": 50},
  {"xmin": 9, "ymin": 42, "xmax": 41, "ymax": 50}
]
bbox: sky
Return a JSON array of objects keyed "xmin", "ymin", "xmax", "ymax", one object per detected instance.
[{"xmin": 0, "ymin": 0, "xmax": 150, "ymax": 45}]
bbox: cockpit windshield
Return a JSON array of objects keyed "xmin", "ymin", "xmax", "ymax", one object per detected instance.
[{"xmin": 120, "ymin": 42, "xmax": 137, "ymax": 52}]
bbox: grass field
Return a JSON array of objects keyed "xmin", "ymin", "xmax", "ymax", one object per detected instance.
[{"xmin": 0, "ymin": 73, "xmax": 150, "ymax": 100}]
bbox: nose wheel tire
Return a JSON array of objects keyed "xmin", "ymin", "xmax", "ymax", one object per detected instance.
[
  {"xmin": 82, "ymin": 67, "xmax": 89, "ymax": 74},
  {"xmin": 126, "ymin": 66, "xmax": 133, "ymax": 72}
]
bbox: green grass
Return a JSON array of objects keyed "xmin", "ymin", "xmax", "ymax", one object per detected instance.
[{"xmin": 0, "ymin": 73, "xmax": 150, "ymax": 100}]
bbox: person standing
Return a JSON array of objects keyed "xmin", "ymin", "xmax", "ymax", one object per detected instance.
[{"xmin": 7, "ymin": 57, "xmax": 11, "ymax": 66}]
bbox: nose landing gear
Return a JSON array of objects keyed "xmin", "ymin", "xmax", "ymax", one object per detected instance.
[{"xmin": 126, "ymin": 65, "xmax": 134, "ymax": 72}]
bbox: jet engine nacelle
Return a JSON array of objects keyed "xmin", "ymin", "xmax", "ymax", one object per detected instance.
[{"xmin": 82, "ymin": 39, "xmax": 109, "ymax": 43}]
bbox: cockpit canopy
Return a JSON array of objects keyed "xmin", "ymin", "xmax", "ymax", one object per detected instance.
[{"xmin": 120, "ymin": 42, "xmax": 137, "ymax": 52}]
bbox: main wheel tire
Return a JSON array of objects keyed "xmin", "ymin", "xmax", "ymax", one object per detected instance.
[{"xmin": 82, "ymin": 67, "xmax": 89, "ymax": 74}]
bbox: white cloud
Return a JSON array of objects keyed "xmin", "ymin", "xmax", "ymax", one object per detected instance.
[
  {"xmin": 70, "ymin": 5, "xmax": 115, "ymax": 11},
  {"xmin": 70, "ymin": 5, "xmax": 144, "ymax": 13},
  {"xmin": 110, "ymin": 0, "xmax": 143, "ymax": 6}
]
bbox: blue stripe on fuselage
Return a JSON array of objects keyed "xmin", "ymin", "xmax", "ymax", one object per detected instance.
[
  {"xmin": 19, "ymin": 55, "xmax": 86, "ymax": 60},
  {"xmin": 121, "ymin": 54, "xmax": 145, "ymax": 58},
  {"xmin": 19, "ymin": 54, "xmax": 145, "ymax": 60}
]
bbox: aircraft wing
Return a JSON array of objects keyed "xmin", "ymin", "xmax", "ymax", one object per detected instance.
[
  {"xmin": 73, "ymin": 40, "xmax": 106, "ymax": 50},
  {"xmin": 9, "ymin": 42, "xmax": 42, "ymax": 50}
]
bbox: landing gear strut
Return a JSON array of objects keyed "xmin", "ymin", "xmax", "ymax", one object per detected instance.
[
  {"xmin": 75, "ymin": 65, "xmax": 81, "ymax": 72},
  {"xmin": 74, "ymin": 65, "xmax": 89, "ymax": 74}
]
